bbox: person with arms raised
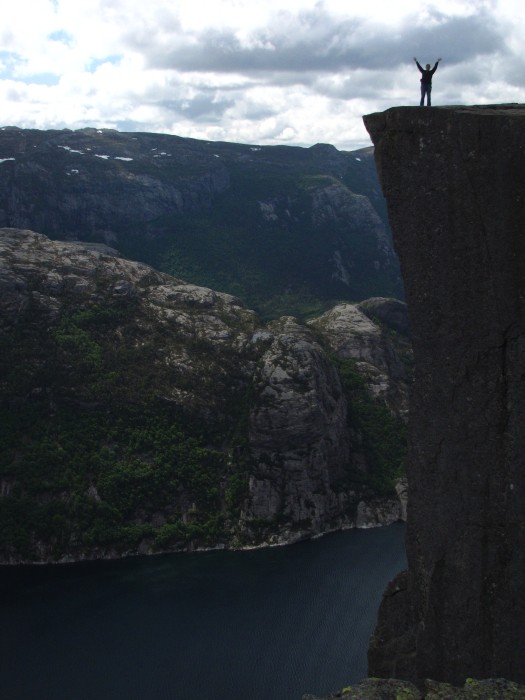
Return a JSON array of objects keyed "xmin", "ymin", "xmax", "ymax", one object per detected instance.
[{"xmin": 414, "ymin": 57, "xmax": 442, "ymax": 106}]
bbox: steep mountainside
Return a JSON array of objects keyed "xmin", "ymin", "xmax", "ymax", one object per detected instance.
[
  {"xmin": 364, "ymin": 105, "xmax": 525, "ymax": 685},
  {"xmin": 0, "ymin": 127, "xmax": 401, "ymax": 319},
  {"xmin": 0, "ymin": 228, "xmax": 410, "ymax": 563}
]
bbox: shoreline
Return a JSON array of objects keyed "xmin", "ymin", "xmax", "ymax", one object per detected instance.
[{"xmin": 0, "ymin": 515, "xmax": 405, "ymax": 569}]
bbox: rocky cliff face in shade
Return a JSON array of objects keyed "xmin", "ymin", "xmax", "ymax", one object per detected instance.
[
  {"xmin": 247, "ymin": 316, "xmax": 350, "ymax": 529},
  {"xmin": 0, "ymin": 228, "xmax": 409, "ymax": 563},
  {"xmin": 363, "ymin": 105, "xmax": 525, "ymax": 684}
]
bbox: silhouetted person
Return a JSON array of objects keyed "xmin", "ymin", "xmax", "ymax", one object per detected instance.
[{"xmin": 414, "ymin": 57, "xmax": 441, "ymax": 106}]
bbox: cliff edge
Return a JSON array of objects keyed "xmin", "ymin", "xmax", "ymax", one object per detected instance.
[{"xmin": 363, "ymin": 105, "xmax": 525, "ymax": 684}]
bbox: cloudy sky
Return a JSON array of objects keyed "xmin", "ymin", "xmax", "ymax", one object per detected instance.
[{"xmin": 1, "ymin": 0, "xmax": 523, "ymax": 150}]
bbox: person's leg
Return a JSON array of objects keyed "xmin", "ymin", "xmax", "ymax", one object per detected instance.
[
  {"xmin": 427, "ymin": 84, "xmax": 432, "ymax": 106},
  {"xmin": 420, "ymin": 83, "xmax": 425, "ymax": 106}
]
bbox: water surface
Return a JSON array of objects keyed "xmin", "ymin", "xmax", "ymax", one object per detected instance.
[{"xmin": 0, "ymin": 524, "xmax": 406, "ymax": 700}]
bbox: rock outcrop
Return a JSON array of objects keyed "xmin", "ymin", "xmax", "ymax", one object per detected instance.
[
  {"xmin": 304, "ymin": 677, "xmax": 525, "ymax": 700},
  {"xmin": 308, "ymin": 300, "xmax": 411, "ymax": 418},
  {"xmin": 363, "ymin": 105, "xmax": 525, "ymax": 684},
  {"xmin": 0, "ymin": 228, "xmax": 409, "ymax": 563}
]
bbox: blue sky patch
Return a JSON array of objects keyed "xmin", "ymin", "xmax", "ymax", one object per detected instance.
[
  {"xmin": 48, "ymin": 30, "xmax": 74, "ymax": 45},
  {"xmin": 87, "ymin": 55, "xmax": 122, "ymax": 73},
  {"xmin": 22, "ymin": 73, "xmax": 60, "ymax": 86}
]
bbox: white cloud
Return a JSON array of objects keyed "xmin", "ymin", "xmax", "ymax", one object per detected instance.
[{"xmin": 0, "ymin": 0, "xmax": 522, "ymax": 149}]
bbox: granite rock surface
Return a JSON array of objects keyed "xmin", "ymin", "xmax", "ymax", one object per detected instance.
[{"xmin": 363, "ymin": 105, "xmax": 525, "ymax": 684}]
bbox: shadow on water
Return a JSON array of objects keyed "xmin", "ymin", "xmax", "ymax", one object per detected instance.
[{"xmin": 0, "ymin": 524, "xmax": 406, "ymax": 700}]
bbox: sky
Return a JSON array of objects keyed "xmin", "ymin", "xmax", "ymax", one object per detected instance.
[{"xmin": 0, "ymin": 0, "xmax": 524, "ymax": 151}]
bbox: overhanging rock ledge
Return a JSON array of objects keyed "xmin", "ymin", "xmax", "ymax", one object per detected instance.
[{"xmin": 363, "ymin": 104, "xmax": 525, "ymax": 685}]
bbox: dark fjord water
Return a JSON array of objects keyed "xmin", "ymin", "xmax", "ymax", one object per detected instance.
[{"xmin": 0, "ymin": 524, "xmax": 405, "ymax": 700}]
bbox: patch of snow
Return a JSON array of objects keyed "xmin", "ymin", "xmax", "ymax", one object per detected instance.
[
  {"xmin": 97, "ymin": 130, "xmax": 103, "ymax": 134},
  {"xmin": 0, "ymin": 157, "xmax": 15, "ymax": 163},
  {"xmin": 95, "ymin": 154, "xmax": 110, "ymax": 159},
  {"xmin": 250, "ymin": 147, "xmax": 261, "ymax": 152},
  {"xmin": 58, "ymin": 146, "xmax": 85, "ymax": 155},
  {"xmin": 355, "ymin": 157, "xmax": 362, "ymax": 161},
  {"xmin": 114, "ymin": 157, "xmax": 133, "ymax": 161},
  {"xmin": 213, "ymin": 154, "xmax": 220, "ymax": 158}
]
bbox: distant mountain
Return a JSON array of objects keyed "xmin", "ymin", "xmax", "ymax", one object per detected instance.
[
  {"xmin": 0, "ymin": 126, "xmax": 401, "ymax": 319},
  {"xmin": 0, "ymin": 229, "xmax": 410, "ymax": 563}
]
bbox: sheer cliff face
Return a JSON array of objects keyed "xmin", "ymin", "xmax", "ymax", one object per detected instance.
[{"xmin": 363, "ymin": 105, "xmax": 525, "ymax": 684}]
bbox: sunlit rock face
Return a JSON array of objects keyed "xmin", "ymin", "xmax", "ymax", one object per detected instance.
[
  {"xmin": 364, "ymin": 105, "xmax": 525, "ymax": 684},
  {"xmin": 308, "ymin": 299, "xmax": 411, "ymax": 418}
]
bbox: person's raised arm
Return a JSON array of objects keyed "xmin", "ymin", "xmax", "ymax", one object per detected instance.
[
  {"xmin": 431, "ymin": 58, "xmax": 442, "ymax": 74},
  {"xmin": 413, "ymin": 57, "xmax": 423, "ymax": 73}
]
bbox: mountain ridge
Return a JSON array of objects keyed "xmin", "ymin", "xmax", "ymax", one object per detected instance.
[{"xmin": 0, "ymin": 126, "xmax": 401, "ymax": 319}]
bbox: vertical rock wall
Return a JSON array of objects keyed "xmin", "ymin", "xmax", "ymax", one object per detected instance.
[{"xmin": 363, "ymin": 105, "xmax": 525, "ymax": 684}]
